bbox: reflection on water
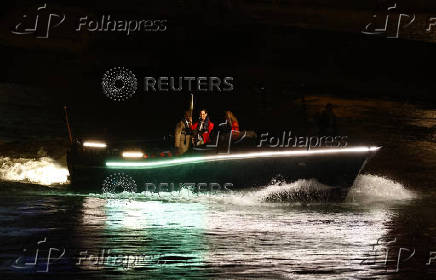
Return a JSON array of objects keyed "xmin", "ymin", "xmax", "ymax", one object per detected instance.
[
  {"xmin": 67, "ymin": 175, "xmax": 413, "ymax": 279},
  {"xmin": 78, "ymin": 197, "xmax": 208, "ymax": 276},
  {"xmin": 202, "ymin": 204, "xmax": 393, "ymax": 279},
  {"xmin": 0, "ymin": 172, "xmax": 431, "ymax": 279}
]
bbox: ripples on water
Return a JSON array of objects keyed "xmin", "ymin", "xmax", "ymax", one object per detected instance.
[{"xmin": 0, "ymin": 170, "xmax": 422, "ymax": 280}]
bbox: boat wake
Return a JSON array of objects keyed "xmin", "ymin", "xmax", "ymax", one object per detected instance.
[
  {"xmin": 256, "ymin": 178, "xmax": 335, "ymax": 203},
  {"xmin": 192, "ymin": 174, "xmax": 415, "ymax": 205},
  {"xmin": 253, "ymin": 174, "xmax": 415, "ymax": 204},
  {"xmin": 90, "ymin": 174, "xmax": 415, "ymax": 206},
  {"xmin": 0, "ymin": 155, "xmax": 415, "ymax": 204},
  {"xmin": 0, "ymin": 156, "xmax": 69, "ymax": 186},
  {"xmin": 346, "ymin": 174, "xmax": 416, "ymax": 202}
]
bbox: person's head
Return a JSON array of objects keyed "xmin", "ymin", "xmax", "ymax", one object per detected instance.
[
  {"xmin": 184, "ymin": 110, "xmax": 192, "ymax": 121},
  {"xmin": 225, "ymin": 111, "xmax": 237, "ymax": 123},
  {"xmin": 200, "ymin": 109, "xmax": 208, "ymax": 121},
  {"xmin": 326, "ymin": 103, "xmax": 333, "ymax": 111}
]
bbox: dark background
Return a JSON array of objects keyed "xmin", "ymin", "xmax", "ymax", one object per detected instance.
[
  {"xmin": 1, "ymin": 4, "xmax": 436, "ymax": 278},
  {"xmin": 1, "ymin": 0, "xmax": 435, "ymax": 139}
]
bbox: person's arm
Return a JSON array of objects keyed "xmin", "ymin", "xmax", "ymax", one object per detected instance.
[{"xmin": 202, "ymin": 121, "xmax": 214, "ymax": 143}]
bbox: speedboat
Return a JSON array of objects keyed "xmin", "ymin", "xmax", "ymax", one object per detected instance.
[
  {"xmin": 64, "ymin": 91, "xmax": 380, "ymax": 201},
  {"xmin": 66, "ymin": 134, "xmax": 380, "ymax": 201}
]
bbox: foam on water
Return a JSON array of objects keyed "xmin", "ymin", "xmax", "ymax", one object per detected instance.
[
  {"xmin": 91, "ymin": 174, "xmax": 416, "ymax": 205},
  {"xmin": 0, "ymin": 156, "xmax": 69, "ymax": 186},
  {"xmin": 238, "ymin": 174, "xmax": 415, "ymax": 205},
  {"xmin": 346, "ymin": 174, "xmax": 416, "ymax": 202},
  {"xmin": 0, "ymin": 154, "xmax": 416, "ymax": 204}
]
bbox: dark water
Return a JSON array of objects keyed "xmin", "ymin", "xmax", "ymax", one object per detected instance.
[
  {"xmin": 0, "ymin": 179, "xmax": 434, "ymax": 279},
  {"xmin": 0, "ymin": 96, "xmax": 435, "ymax": 279}
]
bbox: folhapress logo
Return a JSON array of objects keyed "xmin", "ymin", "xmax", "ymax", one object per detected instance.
[
  {"xmin": 76, "ymin": 16, "xmax": 167, "ymax": 35},
  {"xmin": 11, "ymin": 3, "xmax": 65, "ymax": 39},
  {"xmin": 362, "ymin": 3, "xmax": 415, "ymax": 39},
  {"xmin": 102, "ymin": 67, "xmax": 138, "ymax": 102},
  {"xmin": 11, "ymin": 3, "xmax": 167, "ymax": 39}
]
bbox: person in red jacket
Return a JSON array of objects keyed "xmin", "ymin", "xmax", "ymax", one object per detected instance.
[
  {"xmin": 225, "ymin": 111, "xmax": 240, "ymax": 140},
  {"xmin": 192, "ymin": 109, "xmax": 214, "ymax": 146}
]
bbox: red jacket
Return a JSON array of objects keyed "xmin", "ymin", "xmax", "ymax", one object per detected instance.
[
  {"xmin": 192, "ymin": 121, "xmax": 214, "ymax": 143},
  {"xmin": 231, "ymin": 121, "xmax": 240, "ymax": 139}
]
